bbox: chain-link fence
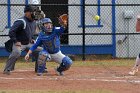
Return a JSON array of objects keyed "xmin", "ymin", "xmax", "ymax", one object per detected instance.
[{"xmin": 0, "ymin": 0, "xmax": 140, "ymax": 60}]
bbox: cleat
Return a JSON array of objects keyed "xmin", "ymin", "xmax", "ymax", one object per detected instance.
[
  {"xmin": 129, "ymin": 67, "xmax": 138, "ymax": 75},
  {"xmin": 43, "ymin": 68, "xmax": 48, "ymax": 73},
  {"xmin": 54, "ymin": 67, "xmax": 64, "ymax": 76},
  {"xmin": 37, "ymin": 73, "xmax": 43, "ymax": 76},
  {"xmin": 3, "ymin": 70, "xmax": 10, "ymax": 75}
]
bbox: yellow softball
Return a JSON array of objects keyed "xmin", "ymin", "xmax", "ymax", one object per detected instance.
[{"xmin": 94, "ymin": 15, "xmax": 100, "ymax": 21}]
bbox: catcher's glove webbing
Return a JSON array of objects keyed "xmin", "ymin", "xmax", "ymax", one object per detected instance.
[{"xmin": 58, "ymin": 14, "xmax": 68, "ymax": 28}]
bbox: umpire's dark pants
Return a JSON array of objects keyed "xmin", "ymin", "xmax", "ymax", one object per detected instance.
[{"xmin": 4, "ymin": 43, "xmax": 42, "ymax": 72}]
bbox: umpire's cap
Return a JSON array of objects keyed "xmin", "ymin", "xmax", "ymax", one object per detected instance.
[{"xmin": 24, "ymin": 5, "xmax": 34, "ymax": 13}]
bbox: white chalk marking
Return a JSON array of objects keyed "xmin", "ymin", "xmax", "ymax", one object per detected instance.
[
  {"xmin": 0, "ymin": 77, "xmax": 24, "ymax": 80},
  {"xmin": 16, "ymin": 69, "xmax": 34, "ymax": 72},
  {"xmin": 0, "ymin": 76, "xmax": 140, "ymax": 84}
]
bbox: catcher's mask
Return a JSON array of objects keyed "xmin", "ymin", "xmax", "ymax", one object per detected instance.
[{"xmin": 41, "ymin": 18, "xmax": 53, "ymax": 33}]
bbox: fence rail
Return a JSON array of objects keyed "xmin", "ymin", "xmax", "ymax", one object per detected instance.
[
  {"xmin": 0, "ymin": 1, "xmax": 140, "ymax": 60},
  {"xmin": 1, "ymin": 4, "xmax": 140, "ymax": 6}
]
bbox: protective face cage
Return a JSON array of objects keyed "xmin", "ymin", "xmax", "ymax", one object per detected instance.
[{"xmin": 41, "ymin": 18, "xmax": 53, "ymax": 33}]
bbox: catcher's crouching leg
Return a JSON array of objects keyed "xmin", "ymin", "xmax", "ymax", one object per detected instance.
[
  {"xmin": 31, "ymin": 50, "xmax": 39, "ymax": 73},
  {"xmin": 56, "ymin": 56, "xmax": 73, "ymax": 75},
  {"xmin": 37, "ymin": 51, "xmax": 51, "ymax": 76}
]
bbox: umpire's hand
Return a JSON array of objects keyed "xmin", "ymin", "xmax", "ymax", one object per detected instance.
[{"xmin": 15, "ymin": 42, "xmax": 21, "ymax": 46}]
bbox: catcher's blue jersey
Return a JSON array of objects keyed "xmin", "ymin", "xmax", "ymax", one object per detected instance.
[{"xmin": 30, "ymin": 27, "xmax": 65, "ymax": 54}]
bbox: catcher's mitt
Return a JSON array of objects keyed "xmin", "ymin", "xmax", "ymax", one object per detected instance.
[{"xmin": 58, "ymin": 14, "xmax": 68, "ymax": 28}]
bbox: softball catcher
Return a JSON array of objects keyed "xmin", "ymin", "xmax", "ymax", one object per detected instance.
[{"xmin": 25, "ymin": 14, "xmax": 73, "ymax": 76}]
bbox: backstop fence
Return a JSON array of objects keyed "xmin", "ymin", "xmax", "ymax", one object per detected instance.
[{"xmin": 0, "ymin": 0, "xmax": 140, "ymax": 60}]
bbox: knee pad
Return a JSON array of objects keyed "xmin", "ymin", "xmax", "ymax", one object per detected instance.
[
  {"xmin": 38, "ymin": 51, "xmax": 51, "ymax": 65},
  {"xmin": 62, "ymin": 56, "xmax": 73, "ymax": 67},
  {"xmin": 57, "ymin": 56, "xmax": 73, "ymax": 72}
]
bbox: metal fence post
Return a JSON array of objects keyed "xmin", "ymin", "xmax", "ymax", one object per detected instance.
[{"xmin": 82, "ymin": 0, "xmax": 86, "ymax": 61}]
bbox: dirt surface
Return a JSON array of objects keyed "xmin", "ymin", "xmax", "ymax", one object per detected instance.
[{"xmin": 0, "ymin": 66, "xmax": 140, "ymax": 93}]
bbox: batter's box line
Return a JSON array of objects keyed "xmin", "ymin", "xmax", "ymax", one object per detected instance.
[{"xmin": 0, "ymin": 76, "xmax": 140, "ymax": 84}]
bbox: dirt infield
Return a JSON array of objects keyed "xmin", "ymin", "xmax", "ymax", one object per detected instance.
[{"xmin": 0, "ymin": 66, "xmax": 140, "ymax": 93}]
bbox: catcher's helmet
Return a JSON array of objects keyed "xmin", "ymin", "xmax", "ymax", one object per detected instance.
[
  {"xmin": 41, "ymin": 18, "xmax": 53, "ymax": 33},
  {"xmin": 42, "ymin": 18, "xmax": 52, "ymax": 24}
]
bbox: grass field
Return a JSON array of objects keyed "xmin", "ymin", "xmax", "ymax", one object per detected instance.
[
  {"xmin": 0, "ymin": 57, "xmax": 137, "ymax": 93},
  {"xmin": 0, "ymin": 57, "xmax": 135, "ymax": 70}
]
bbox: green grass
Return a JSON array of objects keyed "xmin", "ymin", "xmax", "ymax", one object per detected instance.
[{"xmin": 0, "ymin": 57, "xmax": 135, "ymax": 70}]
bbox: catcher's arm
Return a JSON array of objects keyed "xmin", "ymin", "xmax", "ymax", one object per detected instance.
[
  {"xmin": 25, "ymin": 50, "xmax": 33, "ymax": 61},
  {"xmin": 58, "ymin": 14, "xmax": 68, "ymax": 28}
]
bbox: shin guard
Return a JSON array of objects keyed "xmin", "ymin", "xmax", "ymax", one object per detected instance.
[{"xmin": 57, "ymin": 56, "xmax": 73, "ymax": 72}]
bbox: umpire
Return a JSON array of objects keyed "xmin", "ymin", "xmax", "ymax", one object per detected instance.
[{"xmin": 3, "ymin": 5, "xmax": 42, "ymax": 75}]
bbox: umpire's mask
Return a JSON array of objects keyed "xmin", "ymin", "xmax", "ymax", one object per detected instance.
[{"xmin": 24, "ymin": 5, "xmax": 35, "ymax": 19}]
